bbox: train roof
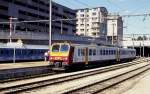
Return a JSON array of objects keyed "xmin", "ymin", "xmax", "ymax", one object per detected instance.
[
  {"xmin": 0, "ymin": 42, "xmax": 48, "ymax": 49},
  {"xmin": 52, "ymin": 42, "xmax": 136, "ymax": 51}
]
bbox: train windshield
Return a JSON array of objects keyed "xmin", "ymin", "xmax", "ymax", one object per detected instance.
[
  {"xmin": 52, "ymin": 45, "xmax": 60, "ymax": 52},
  {"xmin": 60, "ymin": 44, "xmax": 69, "ymax": 52}
]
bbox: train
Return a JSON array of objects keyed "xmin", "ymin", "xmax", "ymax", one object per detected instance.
[
  {"xmin": 0, "ymin": 42, "xmax": 48, "ymax": 62},
  {"xmin": 49, "ymin": 42, "xmax": 136, "ymax": 70}
]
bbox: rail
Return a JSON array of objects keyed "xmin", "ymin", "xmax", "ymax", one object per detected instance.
[{"xmin": 0, "ymin": 58, "xmax": 149, "ymax": 94}]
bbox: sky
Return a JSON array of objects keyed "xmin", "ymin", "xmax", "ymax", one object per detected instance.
[{"xmin": 54, "ymin": 0, "xmax": 150, "ymax": 34}]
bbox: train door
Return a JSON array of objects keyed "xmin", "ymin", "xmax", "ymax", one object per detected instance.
[
  {"xmin": 84, "ymin": 47, "xmax": 88, "ymax": 65},
  {"xmin": 116, "ymin": 48, "xmax": 120, "ymax": 62}
]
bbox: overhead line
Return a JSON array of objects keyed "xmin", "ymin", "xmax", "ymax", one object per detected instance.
[{"xmin": 0, "ymin": 13, "xmax": 150, "ymax": 24}]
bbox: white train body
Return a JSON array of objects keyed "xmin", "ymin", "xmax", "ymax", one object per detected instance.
[{"xmin": 72, "ymin": 45, "xmax": 135, "ymax": 64}]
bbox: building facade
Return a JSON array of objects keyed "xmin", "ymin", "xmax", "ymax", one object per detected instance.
[
  {"xmin": 0, "ymin": 0, "xmax": 76, "ymax": 44},
  {"xmin": 107, "ymin": 15, "xmax": 123, "ymax": 46},
  {"xmin": 76, "ymin": 7, "xmax": 108, "ymax": 38}
]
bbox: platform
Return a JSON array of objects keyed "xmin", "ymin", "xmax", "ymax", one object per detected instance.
[
  {"xmin": 0, "ymin": 61, "xmax": 51, "ymax": 81},
  {"xmin": 0, "ymin": 61, "xmax": 49, "ymax": 70}
]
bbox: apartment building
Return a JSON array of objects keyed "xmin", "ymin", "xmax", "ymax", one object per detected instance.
[
  {"xmin": 0, "ymin": 0, "xmax": 76, "ymax": 44},
  {"xmin": 107, "ymin": 14, "xmax": 123, "ymax": 45},
  {"xmin": 76, "ymin": 7, "xmax": 108, "ymax": 38}
]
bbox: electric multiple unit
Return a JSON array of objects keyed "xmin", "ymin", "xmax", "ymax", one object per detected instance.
[{"xmin": 49, "ymin": 43, "xmax": 136, "ymax": 70}]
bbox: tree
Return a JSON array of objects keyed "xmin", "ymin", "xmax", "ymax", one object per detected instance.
[
  {"xmin": 143, "ymin": 35, "xmax": 147, "ymax": 40},
  {"xmin": 137, "ymin": 36, "xmax": 143, "ymax": 40}
]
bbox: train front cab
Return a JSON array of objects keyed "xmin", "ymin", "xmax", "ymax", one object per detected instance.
[{"xmin": 49, "ymin": 43, "xmax": 73, "ymax": 70}]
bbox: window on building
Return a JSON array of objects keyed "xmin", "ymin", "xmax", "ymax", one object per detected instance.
[
  {"xmin": 81, "ymin": 29, "xmax": 84, "ymax": 32},
  {"xmin": 92, "ymin": 12, "xmax": 96, "ymax": 15},
  {"xmin": 86, "ymin": 19, "xmax": 89, "ymax": 22},
  {"xmin": 81, "ymin": 19, "xmax": 84, "ymax": 22},
  {"xmin": 93, "ymin": 8, "xmax": 97, "ymax": 11},
  {"xmin": 80, "ymin": 9, "xmax": 84, "ymax": 12},
  {"xmin": 80, "ymin": 14, "xmax": 84, "ymax": 17},
  {"xmin": 86, "ymin": 9, "xmax": 89, "ymax": 12},
  {"xmin": 80, "ymin": 24, "xmax": 84, "ymax": 27}
]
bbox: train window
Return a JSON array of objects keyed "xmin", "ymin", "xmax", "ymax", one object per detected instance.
[
  {"xmin": 4, "ymin": 49, "xmax": 9, "ymax": 56},
  {"xmin": 29, "ymin": 50, "xmax": 32, "ymax": 55},
  {"xmin": 52, "ymin": 45, "xmax": 60, "ymax": 52},
  {"xmin": 93, "ymin": 49, "xmax": 96, "ymax": 55},
  {"xmin": 0, "ymin": 50, "xmax": 3, "ymax": 55},
  {"xmin": 17, "ymin": 49, "xmax": 22, "ymax": 55},
  {"xmin": 89, "ymin": 49, "xmax": 92, "ymax": 56},
  {"xmin": 78, "ymin": 49, "xmax": 81, "ymax": 56},
  {"xmin": 103, "ymin": 50, "xmax": 105, "ymax": 55},
  {"xmin": 60, "ymin": 44, "xmax": 69, "ymax": 52},
  {"xmin": 100, "ymin": 50, "xmax": 103, "ymax": 55},
  {"xmin": 106, "ymin": 50, "xmax": 108, "ymax": 55},
  {"xmin": 109, "ymin": 50, "xmax": 112, "ymax": 55},
  {"xmin": 114, "ymin": 50, "xmax": 116, "ymax": 54}
]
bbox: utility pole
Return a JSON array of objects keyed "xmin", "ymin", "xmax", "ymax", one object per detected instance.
[
  {"xmin": 9, "ymin": 17, "xmax": 12, "ymax": 43},
  {"xmin": 142, "ymin": 35, "xmax": 144, "ymax": 57},
  {"xmin": 112, "ymin": 23, "xmax": 115, "ymax": 45},
  {"xmin": 85, "ymin": 9, "xmax": 87, "ymax": 36},
  {"xmin": 13, "ymin": 19, "xmax": 18, "ymax": 33},
  {"xmin": 49, "ymin": 0, "xmax": 52, "ymax": 63},
  {"xmin": 132, "ymin": 34, "xmax": 135, "ymax": 49},
  {"xmin": 117, "ymin": 35, "xmax": 119, "ymax": 47},
  {"xmin": 61, "ymin": 20, "xmax": 63, "ymax": 34},
  {"xmin": 140, "ymin": 42, "xmax": 141, "ymax": 57},
  {"xmin": 9, "ymin": 17, "xmax": 18, "ymax": 43}
]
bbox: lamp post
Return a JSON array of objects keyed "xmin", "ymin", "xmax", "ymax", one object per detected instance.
[
  {"xmin": 142, "ymin": 35, "xmax": 144, "ymax": 57},
  {"xmin": 49, "ymin": 0, "xmax": 52, "ymax": 64},
  {"xmin": 9, "ymin": 17, "xmax": 18, "ymax": 43},
  {"xmin": 49, "ymin": 0, "xmax": 52, "ymax": 48},
  {"xmin": 112, "ymin": 23, "xmax": 115, "ymax": 45}
]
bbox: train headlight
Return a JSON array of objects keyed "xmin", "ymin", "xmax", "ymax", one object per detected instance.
[{"xmin": 50, "ymin": 57, "xmax": 53, "ymax": 60}]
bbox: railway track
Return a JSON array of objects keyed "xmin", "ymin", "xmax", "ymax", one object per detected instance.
[
  {"xmin": 0, "ymin": 58, "xmax": 149, "ymax": 94},
  {"xmin": 65, "ymin": 62, "xmax": 150, "ymax": 94},
  {"xmin": 0, "ymin": 58, "xmax": 140, "ymax": 83},
  {"xmin": 0, "ymin": 67, "xmax": 54, "ymax": 83}
]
